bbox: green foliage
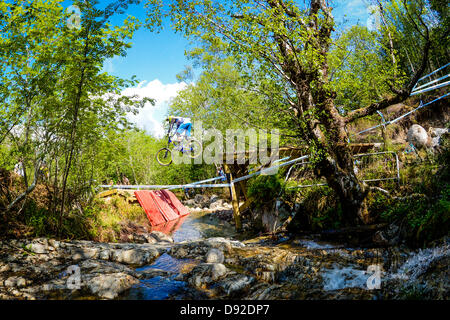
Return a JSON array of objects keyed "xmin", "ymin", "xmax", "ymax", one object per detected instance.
[
  {"xmin": 376, "ymin": 135, "xmax": 450, "ymax": 246},
  {"xmin": 329, "ymin": 25, "xmax": 406, "ymax": 112},
  {"xmin": 169, "ymin": 48, "xmax": 295, "ymax": 146},
  {"xmin": 380, "ymin": 185, "xmax": 449, "ymax": 245},
  {"xmin": 383, "ymin": 0, "xmax": 449, "ymax": 77},
  {"xmin": 247, "ymin": 174, "xmax": 283, "ymax": 208}
]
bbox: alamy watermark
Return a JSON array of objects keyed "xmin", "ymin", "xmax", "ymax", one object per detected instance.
[
  {"xmin": 363, "ymin": 1, "xmax": 382, "ymax": 31},
  {"xmin": 366, "ymin": 264, "xmax": 382, "ymax": 290},
  {"xmin": 170, "ymin": 121, "xmax": 280, "ymax": 172},
  {"xmin": 66, "ymin": 5, "xmax": 81, "ymax": 30},
  {"xmin": 66, "ymin": 265, "xmax": 81, "ymax": 289}
]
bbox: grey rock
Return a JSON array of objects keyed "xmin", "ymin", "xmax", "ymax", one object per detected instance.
[
  {"xmin": 72, "ymin": 247, "xmax": 99, "ymax": 261},
  {"xmin": 150, "ymin": 231, "xmax": 174, "ymax": 243},
  {"xmin": 4, "ymin": 276, "xmax": 27, "ymax": 288},
  {"xmin": 429, "ymin": 127, "xmax": 448, "ymax": 138},
  {"xmin": 407, "ymin": 124, "xmax": 429, "ymax": 148},
  {"xmin": 210, "ymin": 200, "xmax": 224, "ymax": 210},
  {"xmin": 222, "ymin": 202, "xmax": 232, "ymax": 209},
  {"xmin": 219, "ymin": 274, "xmax": 255, "ymax": 295},
  {"xmin": 184, "ymin": 199, "xmax": 196, "ymax": 207},
  {"xmin": 209, "ymin": 194, "xmax": 220, "ymax": 204},
  {"xmin": 30, "ymin": 243, "xmax": 48, "ymax": 254},
  {"xmin": 99, "ymin": 250, "xmax": 111, "ymax": 260},
  {"xmin": 111, "ymin": 248, "xmax": 160, "ymax": 266},
  {"xmin": 86, "ymin": 273, "xmax": 139, "ymax": 299},
  {"xmin": 205, "ymin": 248, "xmax": 224, "ymax": 263},
  {"xmin": 194, "ymin": 194, "xmax": 206, "ymax": 205},
  {"xmin": 188, "ymin": 263, "xmax": 229, "ymax": 287},
  {"xmin": 0, "ymin": 264, "xmax": 11, "ymax": 272},
  {"xmin": 204, "ymin": 237, "xmax": 245, "ymax": 252},
  {"xmin": 48, "ymin": 239, "xmax": 60, "ymax": 249},
  {"xmin": 429, "ymin": 127, "xmax": 449, "ymax": 148}
]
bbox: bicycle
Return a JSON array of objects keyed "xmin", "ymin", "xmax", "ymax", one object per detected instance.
[{"xmin": 156, "ymin": 126, "xmax": 202, "ymax": 166}]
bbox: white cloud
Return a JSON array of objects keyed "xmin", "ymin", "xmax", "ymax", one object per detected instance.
[{"xmin": 122, "ymin": 79, "xmax": 187, "ymax": 138}]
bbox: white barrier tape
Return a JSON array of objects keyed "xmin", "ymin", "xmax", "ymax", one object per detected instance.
[
  {"xmin": 410, "ymin": 80, "xmax": 450, "ymax": 96},
  {"xmin": 167, "ymin": 175, "xmax": 225, "ymax": 190},
  {"xmin": 412, "ymin": 73, "xmax": 450, "ymax": 92},
  {"xmin": 355, "ymin": 92, "xmax": 449, "ymax": 136},
  {"xmin": 232, "ymin": 155, "xmax": 309, "ymax": 184},
  {"xmin": 416, "ymin": 62, "xmax": 449, "ymax": 82}
]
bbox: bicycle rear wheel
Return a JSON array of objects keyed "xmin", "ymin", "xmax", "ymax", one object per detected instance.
[{"xmin": 156, "ymin": 148, "xmax": 172, "ymax": 166}]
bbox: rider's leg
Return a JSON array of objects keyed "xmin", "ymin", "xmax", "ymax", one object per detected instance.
[
  {"xmin": 177, "ymin": 123, "xmax": 192, "ymax": 138},
  {"xmin": 185, "ymin": 123, "xmax": 192, "ymax": 137}
]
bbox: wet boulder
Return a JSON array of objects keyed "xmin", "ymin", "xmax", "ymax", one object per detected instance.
[
  {"xmin": 149, "ymin": 231, "xmax": 174, "ymax": 243},
  {"xmin": 209, "ymin": 194, "xmax": 220, "ymax": 204},
  {"xmin": 210, "ymin": 199, "xmax": 225, "ymax": 210},
  {"xmin": 183, "ymin": 199, "xmax": 196, "ymax": 207},
  {"xmin": 187, "ymin": 263, "xmax": 229, "ymax": 288},
  {"xmin": 86, "ymin": 273, "xmax": 139, "ymax": 299},
  {"xmin": 111, "ymin": 247, "xmax": 160, "ymax": 266},
  {"xmin": 194, "ymin": 194, "xmax": 210, "ymax": 208}
]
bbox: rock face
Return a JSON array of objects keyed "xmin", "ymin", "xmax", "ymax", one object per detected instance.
[
  {"xmin": 407, "ymin": 124, "xmax": 430, "ymax": 148},
  {"xmin": 187, "ymin": 263, "xmax": 229, "ymax": 288}
]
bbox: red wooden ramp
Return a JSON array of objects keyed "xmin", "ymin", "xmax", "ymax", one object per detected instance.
[{"xmin": 134, "ymin": 190, "xmax": 189, "ymax": 226}]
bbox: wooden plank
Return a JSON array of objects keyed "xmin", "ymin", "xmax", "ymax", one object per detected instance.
[
  {"xmin": 230, "ymin": 182, "xmax": 242, "ymax": 231},
  {"xmin": 224, "ymin": 163, "xmax": 242, "ymax": 230},
  {"xmin": 160, "ymin": 189, "xmax": 190, "ymax": 217},
  {"xmin": 239, "ymin": 197, "xmax": 253, "ymax": 213},
  {"xmin": 150, "ymin": 190, "xmax": 180, "ymax": 221},
  {"xmin": 98, "ymin": 189, "xmax": 117, "ymax": 198},
  {"xmin": 134, "ymin": 191, "xmax": 166, "ymax": 226}
]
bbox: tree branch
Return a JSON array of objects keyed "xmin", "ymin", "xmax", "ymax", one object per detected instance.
[
  {"xmin": 5, "ymin": 159, "xmax": 42, "ymax": 212},
  {"xmin": 345, "ymin": 5, "xmax": 430, "ymax": 123}
]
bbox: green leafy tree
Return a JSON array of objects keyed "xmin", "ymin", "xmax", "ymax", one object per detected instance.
[
  {"xmin": 146, "ymin": 0, "xmax": 431, "ymax": 225},
  {"xmin": 0, "ymin": 0, "xmax": 152, "ymax": 235}
]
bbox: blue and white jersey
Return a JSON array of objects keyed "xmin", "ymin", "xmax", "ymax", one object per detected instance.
[{"xmin": 172, "ymin": 117, "xmax": 191, "ymax": 127}]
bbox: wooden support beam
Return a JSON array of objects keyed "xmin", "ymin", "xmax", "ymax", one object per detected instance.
[
  {"xmin": 239, "ymin": 197, "xmax": 253, "ymax": 213},
  {"xmin": 98, "ymin": 189, "xmax": 118, "ymax": 198},
  {"xmin": 223, "ymin": 163, "xmax": 242, "ymax": 231},
  {"xmin": 230, "ymin": 182, "xmax": 242, "ymax": 231}
]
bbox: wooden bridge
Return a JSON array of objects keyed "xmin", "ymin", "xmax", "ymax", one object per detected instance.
[{"xmin": 99, "ymin": 143, "xmax": 379, "ymax": 231}]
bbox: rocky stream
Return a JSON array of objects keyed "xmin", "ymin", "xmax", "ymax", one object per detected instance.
[{"xmin": 0, "ymin": 195, "xmax": 448, "ymax": 300}]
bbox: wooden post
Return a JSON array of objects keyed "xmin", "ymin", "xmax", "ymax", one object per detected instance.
[{"xmin": 223, "ymin": 163, "xmax": 242, "ymax": 230}]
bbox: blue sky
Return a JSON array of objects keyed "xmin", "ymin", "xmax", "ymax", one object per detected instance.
[
  {"xmin": 65, "ymin": 0, "xmax": 372, "ymax": 137},
  {"xmin": 107, "ymin": 0, "xmax": 372, "ymax": 85}
]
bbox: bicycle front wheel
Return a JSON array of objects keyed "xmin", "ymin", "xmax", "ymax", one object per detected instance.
[
  {"xmin": 156, "ymin": 148, "xmax": 173, "ymax": 166},
  {"xmin": 186, "ymin": 138, "xmax": 202, "ymax": 159}
]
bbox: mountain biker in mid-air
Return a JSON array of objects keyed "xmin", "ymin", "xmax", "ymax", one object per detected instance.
[
  {"xmin": 156, "ymin": 116, "xmax": 201, "ymax": 166},
  {"xmin": 166, "ymin": 116, "xmax": 192, "ymax": 141}
]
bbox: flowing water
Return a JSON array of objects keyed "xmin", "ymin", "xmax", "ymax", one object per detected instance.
[
  {"xmin": 127, "ymin": 210, "xmax": 237, "ymax": 299},
  {"xmin": 126, "ymin": 253, "xmax": 196, "ymax": 300},
  {"xmin": 128, "ymin": 210, "xmax": 449, "ymax": 299}
]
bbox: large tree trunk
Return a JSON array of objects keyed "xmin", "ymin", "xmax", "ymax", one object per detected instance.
[
  {"xmin": 299, "ymin": 85, "xmax": 372, "ymax": 225},
  {"xmin": 320, "ymin": 153, "xmax": 371, "ymax": 225}
]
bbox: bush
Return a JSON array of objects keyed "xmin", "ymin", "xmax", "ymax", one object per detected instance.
[
  {"xmin": 377, "ymin": 133, "xmax": 450, "ymax": 246},
  {"xmin": 247, "ymin": 174, "xmax": 283, "ymax": 209}
]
